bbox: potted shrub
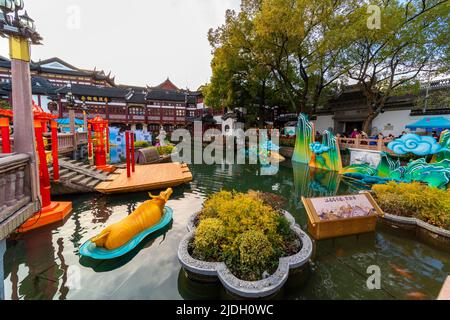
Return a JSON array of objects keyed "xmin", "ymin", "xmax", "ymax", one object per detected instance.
[
  {"xmin": 178, "ymin": 190, "xmax": 313, "ymax": 299},
  {"xmin": 372, "ymin": 182, "xmax": 450, "ymax": 246}
]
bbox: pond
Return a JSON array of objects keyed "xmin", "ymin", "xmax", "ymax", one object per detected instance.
[{"xmin": 2, "ymin": 160, "xmax": 450, "ymax": 300}]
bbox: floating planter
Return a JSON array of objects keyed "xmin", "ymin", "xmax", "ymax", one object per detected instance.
[
  {"xmin": 178, "ymin": 191, "xmax": 313, "ymax": 299},
  {"xmin": 302, "ymin": 192, "xmax": 383, "ymax": 240}
]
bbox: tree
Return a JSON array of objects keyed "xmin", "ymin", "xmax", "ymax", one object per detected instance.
[
  {"xmin": 346, "ymin": 0, "xmax": 449, "ymax": 133},
  {"xmin": 205, "ymin": 0, "xmax": 356, "ymax": 117},
  {"xmin": 253, "ymin": 0, "xmax": 357, "ymax": 114},
  {"xmin": 206, "ymin": 0, "xmax": 449, "ymax": 131}
]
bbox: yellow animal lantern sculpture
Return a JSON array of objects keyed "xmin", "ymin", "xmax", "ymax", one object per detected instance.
[
  {"xmin": 79, "ymin": 189, "xmax": 174, "ymax": 260},
  {"xmin": 91, "ymin": 188, "xmax": 173, "ymax": 251}
]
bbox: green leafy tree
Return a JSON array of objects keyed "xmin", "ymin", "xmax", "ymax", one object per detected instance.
[
  {"xmin": 346, "ymin": 0, "xmax": 449, "ymax": 133},
  {"xmin": 206, "ymin": 0, "xmax": 356, "ymax": 117}
]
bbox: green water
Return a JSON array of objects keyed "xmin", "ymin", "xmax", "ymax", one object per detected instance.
[{"xmin": 3, "ymin": 161, "xmax": 450, "ymax": 300}]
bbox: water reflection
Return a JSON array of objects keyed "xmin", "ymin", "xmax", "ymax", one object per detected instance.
[
  {"xmin": 2, "ymin": 161, "xmax": 450, "ymax": 300},
  {"xmin": 4, "ymin": 231, "xmax": 69, "ymax": 300}
]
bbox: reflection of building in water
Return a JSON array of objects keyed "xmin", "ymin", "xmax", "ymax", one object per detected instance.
[
  {"xmin": 3, "ymin": 232, "xmax": 69, "ymax": 300},
  {"xmin": 91, "ymin": 197, "xmax": 114, "ymax": 224}
]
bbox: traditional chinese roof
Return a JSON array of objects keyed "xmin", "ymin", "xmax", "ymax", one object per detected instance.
[
  {"xmin": 146, "ymin": 88, "xmax": 188, "ymax": 102},
  {"xmin": 155, "ymin": 78, "xmax": 179, "ymax": 91},
  {"xmin": 56, "ymin": 84, "xmax": 127, "ymax": 99},
  {"xmin": 1, "ymin": 76, "xmax": 59, "ymax": 96},
  {"xmin": 0, "ymin": 57, "xmax": 200, "ymax": 104},
  {"xmin": 0, "ymin": 57, "xmax": 116, "ymax": 86},
  {"xmin": 125, "ymin": 91, "xmax": 147, "ymax": 104}
]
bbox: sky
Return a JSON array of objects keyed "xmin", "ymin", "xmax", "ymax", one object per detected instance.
[{"xmin": 0, "ymin": 0, "xmax": 241, "ymax": 90}]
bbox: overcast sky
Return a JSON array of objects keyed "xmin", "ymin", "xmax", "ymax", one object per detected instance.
[{"xmin": 0, "ymin": 0, "xmax": 241, "ymax": 90}]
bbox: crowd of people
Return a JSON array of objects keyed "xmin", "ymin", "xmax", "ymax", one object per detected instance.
[{"xmin": 335, "ymin": 128, "xmax": 442, "ymax": 144}]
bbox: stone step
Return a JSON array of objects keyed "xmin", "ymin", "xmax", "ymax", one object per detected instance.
[
  {"xmin": 75, "ymin": 176, "xmax": 96, "ymax": 187},
  {"xmin": 60, "ymin": 172, "xmax": 78, "ymax": 181},
  {"xmin": 87, "ymin": 179, "xmax": 100, "ymax": 189},
  {"xmin": 70, "ymin": 174, "xmax": 87, "ymax": 184},
  {"xmin": 59, "ymin": 168, "xmax": 70, "ymax": 176}
]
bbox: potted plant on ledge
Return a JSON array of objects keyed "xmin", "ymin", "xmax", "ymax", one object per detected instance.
[{"xmin": 178, "ymin": 190, "xmax": 313, "ymax": 299}]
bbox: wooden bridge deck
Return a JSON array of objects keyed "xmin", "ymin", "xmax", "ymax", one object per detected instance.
[{"xmin": 95, "ymin": 162, "xmax": 193, "ymax": 194}]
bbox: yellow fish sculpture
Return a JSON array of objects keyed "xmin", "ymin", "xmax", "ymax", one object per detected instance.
[{"xmin": 91, "ymin": 188, "xmax": 173, "ymax": 250}]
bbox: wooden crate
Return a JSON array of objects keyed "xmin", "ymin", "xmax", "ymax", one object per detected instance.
[{"xmin": 302, "ymin": 193, "xmax": 383, "ymax": 240}]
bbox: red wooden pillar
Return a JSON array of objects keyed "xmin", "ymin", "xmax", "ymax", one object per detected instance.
[
  {"xmin": 50, "ymin": 121, "xmax": 60, "ymax": 181},
  {"xmin": 87, "ymin": 123, "xmax": 93, "ymax": 161},
  {"xmin": 106, "ymin": 125, "xmax": 110, "ymax": 154},
  {"xmin": 34, "ymin": 120, "xmax": 51, "ymax": 208},
  {"xmin": 126, "ymin": 131, "xmax": 131, "ymax": 178},
  {"xmin": 131, "ymin": 132, "xmax": 135, "ymax": 173},
  {"xmin": 0, "ymin": 118, "xmax": 11, "ymax": 154}
]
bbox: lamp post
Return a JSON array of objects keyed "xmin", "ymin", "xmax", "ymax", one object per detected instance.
[
  {"xmin": 0, "ymin": 0, "xmax": 43, "ymax": 301},
  {"xmin": 64, "ymin": 84, "xmax": 78, "ymax": 159},
  {"xmin": 82, "ymin": 102, "xmax": 88, "ymax": 132}
]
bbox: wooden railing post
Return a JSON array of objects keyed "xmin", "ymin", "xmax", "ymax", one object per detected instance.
[
  {"xmin": 377, "ymin": 138, "xmax": 384, "ymax": 151},
  {"xmin": 131, "ymin": 132, "xmax": 135, "ymax": 173},
  {"xmin": 355, "ymin": 135, "xmax": 360, "ymax": 148},
  {"xmin": 126, "ymin": 131, "xmax": 131, "ymax": 178},
  {"xmin": 51, "ymin": 121, "xmax": 60, "ymax": 181},
  {"xmin": 69, "ymin": 109, "xmax": 77, "ymax": 159}
]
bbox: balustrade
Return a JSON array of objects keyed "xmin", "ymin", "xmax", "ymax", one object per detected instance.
[
  {"xmin": 75, "ymin": 132, "xmax": 88, "ymax": 145},
  {"xmin": 0, "ymin": 154, "xmax": 33, "ymax": 228}
]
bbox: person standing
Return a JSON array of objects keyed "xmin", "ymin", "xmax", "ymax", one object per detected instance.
[{"xmin": 432, "ymin": 131, "xmax": 440, "ymax": 142}]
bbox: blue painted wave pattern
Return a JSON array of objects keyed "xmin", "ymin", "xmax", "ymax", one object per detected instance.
[
  {"xmin": 309, "ymin": 142, "xmax": 331, "ymax": 155},
  {"xmin": 388, "ymin": 134, "xmax": 449, "ymax": 156}
]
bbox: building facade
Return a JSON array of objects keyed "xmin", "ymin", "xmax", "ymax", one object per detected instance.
[
  {"xmin": 0, "ymin": 56, "xmax": 210, "ymax": 134},
  {"xmin": 311, "ymin": 80, "xmax": 450, "ymax": 136}
]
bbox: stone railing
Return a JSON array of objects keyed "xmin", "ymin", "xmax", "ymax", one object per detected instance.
[
  {"xmin": 4, "ymin": 132, "xmax": 88, "ymax": 154},
  {"xmin": 75, "ymin": 132, "xmax": 88, "ymax": 145},
  {"xmin": 0, "ymin": 153, "xmax": 39, "ymax": 239},
  {"xmin": 57, "ymin": 133, "xmax": 75, "ymax": 153}
]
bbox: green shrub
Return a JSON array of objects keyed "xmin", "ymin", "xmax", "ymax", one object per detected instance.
[
  {"xmin": 0, "ymin": 101, "xmax": 11, "ymax": 110},
  {"xmin": 134, "ymin": 141, "xmax": 150, "ymax": 148},
  {"xmin": 157, "ymin": 145, "xmax": 175, "ymax": 155},
  {"xmin": 233, "ymin": 231, "xmax": 275, "ymax": 281},
  {"xmin": 192, "ymin": 190, "xmax": 296, "ymax": 281},
  {"xmin": 192, "ymin": 218, "xmax": 226, "ymax": 261},
  {"xmin": 372, "ymin": 182, "xmax": 450, "ymax": 230}
]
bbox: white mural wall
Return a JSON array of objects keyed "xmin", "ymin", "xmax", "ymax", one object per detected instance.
[{"xmin": 315, "ymin": 111, "xmax": 448, "ymax": 136}]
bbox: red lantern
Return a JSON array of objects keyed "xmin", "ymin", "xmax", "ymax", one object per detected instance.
[{"xmin": 88, "ymin": 115, "xmax": 115, "ymax": 173}]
